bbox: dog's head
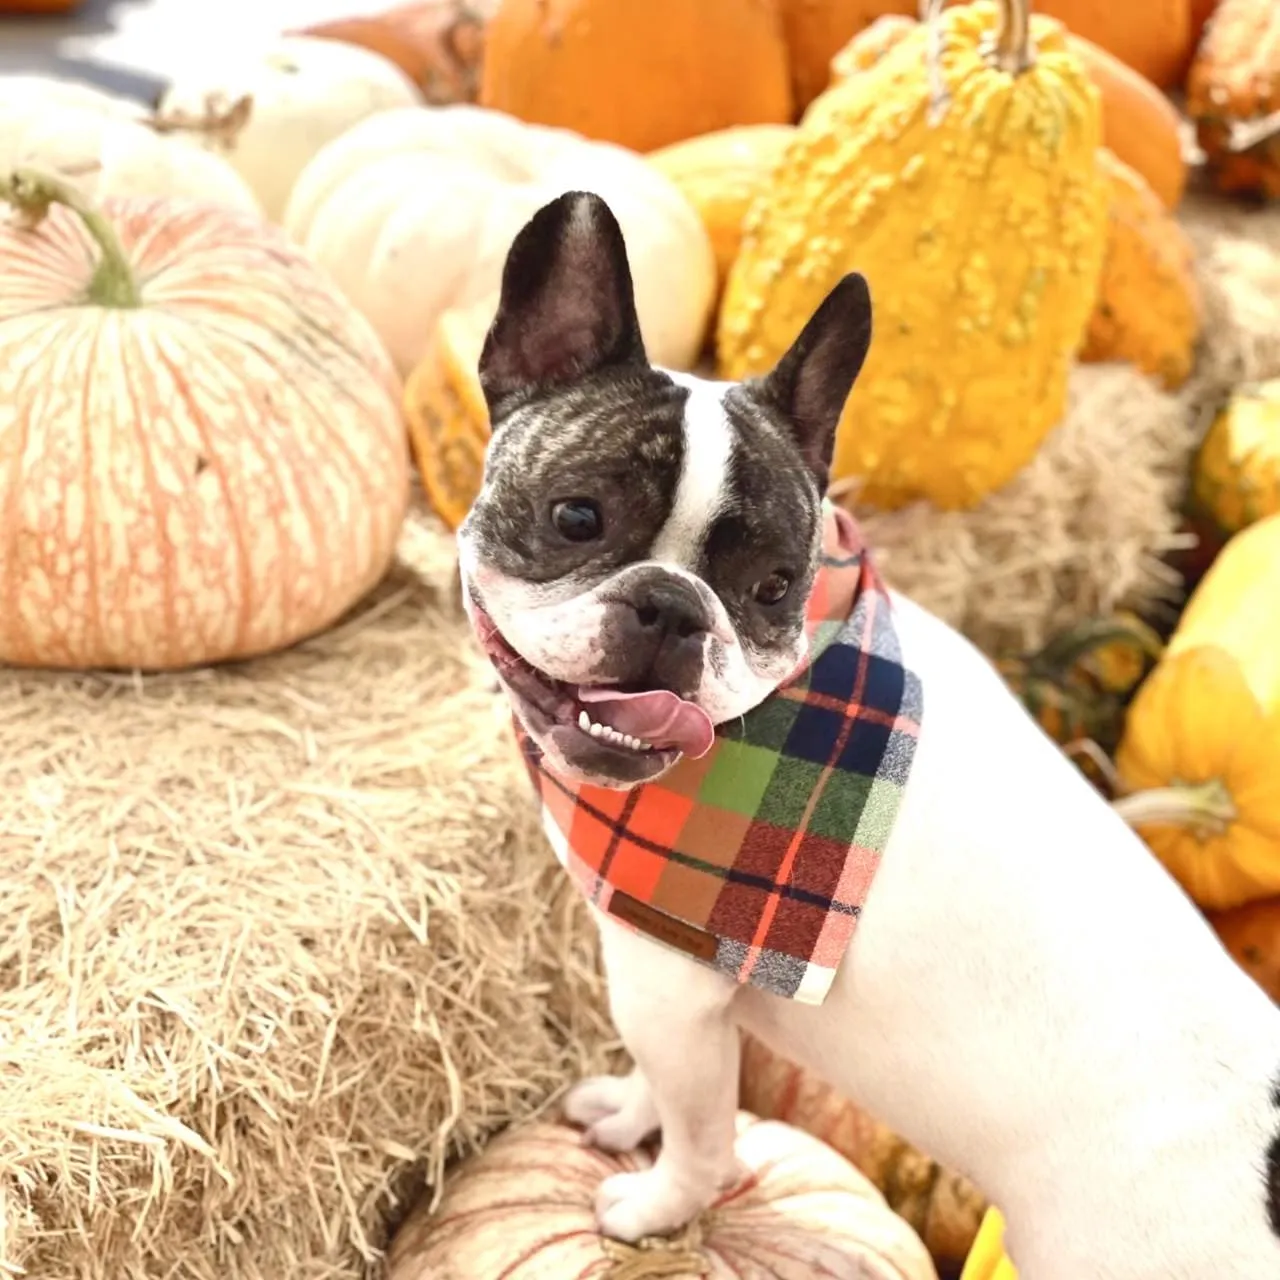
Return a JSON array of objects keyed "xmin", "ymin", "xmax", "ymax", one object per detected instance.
[{"xmin": 458, "ymin": 190, "xmax": 872, "ymax": 789}]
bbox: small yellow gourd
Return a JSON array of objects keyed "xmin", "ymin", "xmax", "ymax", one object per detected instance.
[
  {"xmin": 1115, "ymin": 513, "xmax": 1280, "ymax": 911},
  {"xmin": 403, "ymin": 295, "xmax": 492, "ymax": 531},
  {"xmin": 1191, "ymin": 379, "xmax": 1280, "ymax": 541},
  {"xmin": 1079, "ymin": 149, "xmax": 1201, "ymax": 390},
  {"xmin": 718, "ymin": 0, "xmax": 1109, "ymax": 511},
  {"xmin": 960, "ymin": 1207, "xmax": 1019, "ymax": 1280},
  {"xmin": 647, "ymin": 124, "xmax": 796, "ymax": 300}
]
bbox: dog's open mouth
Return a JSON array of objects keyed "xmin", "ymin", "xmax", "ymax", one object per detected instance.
[{"xmin": 471, "ymin": 606, "xmax": 715, "ymax": 761}]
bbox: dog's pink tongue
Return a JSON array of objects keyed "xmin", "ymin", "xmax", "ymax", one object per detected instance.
[{"xmin": 577, "ymin": 687, "xmax": 716, "ymax": 758}]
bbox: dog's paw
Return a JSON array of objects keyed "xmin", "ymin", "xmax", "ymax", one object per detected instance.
[
  {"xmin": 563, "ymin": 1073, "xmax": 660, "ymax": 1153},
  {"xmin": 594, "ymin": 1169, "xmax": 709, "ymax": 1243}
]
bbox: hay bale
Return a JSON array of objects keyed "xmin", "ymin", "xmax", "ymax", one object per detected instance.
[
  {"xmin": 0, "ymin": 499, "xmax": 611, "ymax": 1280},
  {"xmin": 850, "ymin": 191, "xmax": 1280, "ymax": 657}
]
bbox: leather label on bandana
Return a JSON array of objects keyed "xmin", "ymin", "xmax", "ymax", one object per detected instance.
[{"xmin": 608, "ymin": 891, "xmax": 719, "ymax": 962}]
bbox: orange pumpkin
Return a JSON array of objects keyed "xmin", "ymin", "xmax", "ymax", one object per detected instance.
[
  {"xmin": 479, "ymin": 0, "xmax": 794, "ymax": 154},
  {"xmin": 388, "ymin": 1112, "xmax": 940, "ymax": 1278},
  {"xmin": 297, "ymin": 0, "xmax": 497, "ymax": 104},
  {"xmin": 740, "ymin": 1035, "xmax": 986, "ymax": 1275},
  {"xmin": 0, "ymin": 169, "xmax": 408, "ymax": 671},
  {"xmin": 1208, "ymin": 897, "xmax": 1280, "ymax": 1003}
]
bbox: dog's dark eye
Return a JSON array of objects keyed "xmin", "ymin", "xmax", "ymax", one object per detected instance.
[
  {"xmin": 550, "ymin": 498, "xmax": 603, "ymax": 542},
  {"xmin": 752, "ymin": 571, "xmax": 792, "ymax": 606}
]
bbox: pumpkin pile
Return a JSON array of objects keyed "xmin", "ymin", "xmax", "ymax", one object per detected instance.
[{"xmin": 4, "ymin": 1, "xmax": 1280, "ymax": 1279}]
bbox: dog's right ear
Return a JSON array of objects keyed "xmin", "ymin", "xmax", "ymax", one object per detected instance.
[{"xmin": 479, "ymin": 190, "xmax": 648, "ymax": 412}]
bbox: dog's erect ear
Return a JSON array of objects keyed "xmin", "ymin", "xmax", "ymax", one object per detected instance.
[
  {"xmin": 752, "ymin": 272, "xmax": 873, "ymax": 487},
  {"xmin": 479, "ymin": 190, "xmax": 647, "ymax": 410}
]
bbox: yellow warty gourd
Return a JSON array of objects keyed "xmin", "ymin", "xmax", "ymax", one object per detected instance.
[
  {"xmin": 717, "ymin": 0, "xmax": 1109, "ymax": 511},
  {"xmin": 1115, "ymin": 513, "xmax": 1280, "ymax": 911}
]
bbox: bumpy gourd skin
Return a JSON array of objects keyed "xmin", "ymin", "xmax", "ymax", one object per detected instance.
[{"xmin": 718, "ymin": 1, "xmax": 1109, "ymax": 512}]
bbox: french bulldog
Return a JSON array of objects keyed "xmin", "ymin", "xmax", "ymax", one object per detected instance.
[{"xmin": 456, "ymin": 190, "xmax": 1280, "ymax": 1278}]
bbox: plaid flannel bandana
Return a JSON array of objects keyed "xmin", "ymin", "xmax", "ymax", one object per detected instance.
[{"xmin": 513, "ymin": 503, "xmax": 924, "ymax": 1005}]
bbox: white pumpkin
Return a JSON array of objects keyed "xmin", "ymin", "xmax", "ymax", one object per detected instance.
[
  {"xmin": 282, "ymin": 104, "xmax": 717, "ymax": 376},
  {"xmin": 153, "ymin": 36, "xmax": 423, "ymax": 222},
  {"xmin": 0, "ymin": 74, "xmax": 146, "ymax": 122},
  {"xmin": 388, "ymin": 1112, "xmax": 940, "ymax": 1279},
  {"xmin": 0, "ymin": 102, "xmax": 261, "ymax": 214}
]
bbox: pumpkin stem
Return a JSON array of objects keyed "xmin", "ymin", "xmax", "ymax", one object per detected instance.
[
  {"xmin": 1111, "ymin": 777, "xmax": 1237, "ymax": 837},
  {"xmin": 146, "ymin": 93, "xmax": 254, "ymax": 148},
  {"xmin": 0, "ymin": 167, "xmax": 142, "ymax": 309},
  {"xmin": 990, "ymin": 0, "xmax": 1034, "ymax": 76}
]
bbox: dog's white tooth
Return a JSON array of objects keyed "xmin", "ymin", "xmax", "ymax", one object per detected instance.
[
  {"xmin": 578, "ymin": 710, "xmax": 591, "ymax": 733},
  {"xmin": 589, "ymin": 723, "xmax": 603, "ymax": 738}
]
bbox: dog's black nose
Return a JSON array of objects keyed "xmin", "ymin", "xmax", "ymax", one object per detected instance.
[{"xmin": 631, "ymin": 577, "xmax": 712, "ymax": 641}]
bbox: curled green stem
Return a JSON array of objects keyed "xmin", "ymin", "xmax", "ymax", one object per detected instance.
[{"xmin": 1, "ymin": 166, "xmax": 141, "ymax": 309}]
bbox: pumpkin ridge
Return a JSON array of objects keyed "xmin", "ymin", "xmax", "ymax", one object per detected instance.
[
  {"xmin": 117, "ymin": 327, "xmax": 181, "ymax": 651},
  {"xmin": 179, "ymin": 309, "xmax": 395, "ymax": 613},
  {"xmin": 152, "ymin": 340, "xmax": 258, "ymax": 659},
  {"xmin": 1, "ymin": 315, "xmax": 76, "ymax": 661},
  {"xmin": 176, "ymin": 318, "xmax": 333, "ymax": 632},
  {"xmin": 77, "ymin": 317, "xmax": 108, "ymax": 660}
]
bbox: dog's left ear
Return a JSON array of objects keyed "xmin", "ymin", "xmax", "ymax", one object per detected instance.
[
  {"xmin": 751, "ymin": 272, "xmax": 873, "ymax": 487},
  {"xmin": 479, "ymin": 190, "xmax": 647, "ymax": 412}
]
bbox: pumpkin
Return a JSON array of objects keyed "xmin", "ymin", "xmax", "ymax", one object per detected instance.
[
  {"xmin": 778, "ymin": 0, "xmax": 891, "ymax": 112},
  {"xmin": 647, "ymin": 124, "xmax": 797, "ymax": 298},
  {"xmin": 1208, "ymin": 897, "xmax": 1280, "ymax": 1003},
  {"xmin": 296, "ymin": 0, "xmax": 497, "ymax": 105},
  {"xmin": 0, "ymin": 93, "xmax": 261, "ymax": 215},
  {"xmin": 478, "ymin": 0, "xmax": 794, "ymax": 155},
  {"xmin": 1079, "ymin": 149, "xmax": 1201, "ymax": 388},
  {"xmin": 740, "ymin": 1035, "xmax": 985, "ymax": 1276},
  {"xmin": 1191, "ymin": 379, "xmax": 1280, "ymax": 541},
  {"xmin": 151, "ymin": 36, "xmax": 423, "ymax": 222},
  {"xmin": 995, "ymin": 612, "xmax": 1165, "ymax": 752},
  {"xmin": 387, "ymin": 1112, "xmax": 940, "ymax": 1279},
  {"xmin": 1114, "ymin": 514, "xmax": 1280, "ymax": 911},
  {"xmin": 809, "ymin": 0, "xmax": 1192, "ymax": 90},
  {"xmin": 829, "ymin": 16, "xmax": 1187, "ymax": 211},
  {"xmin": 959, "ymin": 1208, "xmax": 1018, "ymax": 1280},
  {"xmin": 1186, "ymin": 0, "xmax": 1280, "ymax": 200},
  {"xmin": 283, "ymin": 104, "xmax": 716, "ymax": 376},
  {"xmin": 0, "ymin": 169, "xmax": 408, "ymax": 671},
  {"xmin": 404, "ymin": 295, "xmax": 492, "ymax": 530},
  {"xmin": 719, "ymin": 0, "xmax": 1110, "ymax": 512}
]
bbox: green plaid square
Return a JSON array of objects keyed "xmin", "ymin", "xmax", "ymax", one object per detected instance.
[
  {"xmin": 697, "ymin": 741, "xmax": 779, "ymax": 816},
  {"xmin": 727, "ymin": 694, "xmax": 801, "ymax": 751},
  {"xmin": 808, "ymin": 769, "xmax": 874, "ymax": 842},
  {"xmin": 756, "ymin": 757, "xmax": 825, "ymax": 830},
  {"xmin": 854, "ymin": 777, "xmax": 903, "ymax": 849}
]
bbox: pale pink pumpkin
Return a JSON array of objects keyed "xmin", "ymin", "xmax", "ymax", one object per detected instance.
[
  {"xmin": 0, "ymin": 169, "xmax": 408, "ymax": 670},
  {"xmin": 740, "ymin": 1035, "xmax": 987, "ymax": 1277},
  {"xmin": 388, "ymin": 1111, "xmax": 939, "ymax": 1279}
]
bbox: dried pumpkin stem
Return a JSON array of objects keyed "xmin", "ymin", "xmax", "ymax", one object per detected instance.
[
  {"xmin": 1111, "ymin": 777, "xmax": 1237, "ymax": 836},
  {"xmin": 0, "ymin": 166, "xmax": 141, "ymax": 309},
  {"xmin": 990, "ymin": 0, "xmax": 1034, "ymax": 76}
]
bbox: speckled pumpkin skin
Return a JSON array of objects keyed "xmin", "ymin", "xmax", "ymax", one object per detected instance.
[
  {"xmin": 718, "ymin": 1, "xmax": 1109, "ymax": 511},
  {"xmin": 0, "ymin": 196, "xmax": 408, "ymax": 670}
]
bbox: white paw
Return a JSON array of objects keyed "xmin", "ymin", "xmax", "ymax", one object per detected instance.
[
  {"xmin": 563, "ymin": 1074, "xmax": 660, "ymax": 1153},
  {"xmin": 594, "ymin": 1168, "xmax": 709, "ymax": 1243}
]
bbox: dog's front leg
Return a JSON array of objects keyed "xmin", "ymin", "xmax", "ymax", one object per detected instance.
[{"xmin": 573, "ymin": 913, "xmax": 742, "ymax": 1243}]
